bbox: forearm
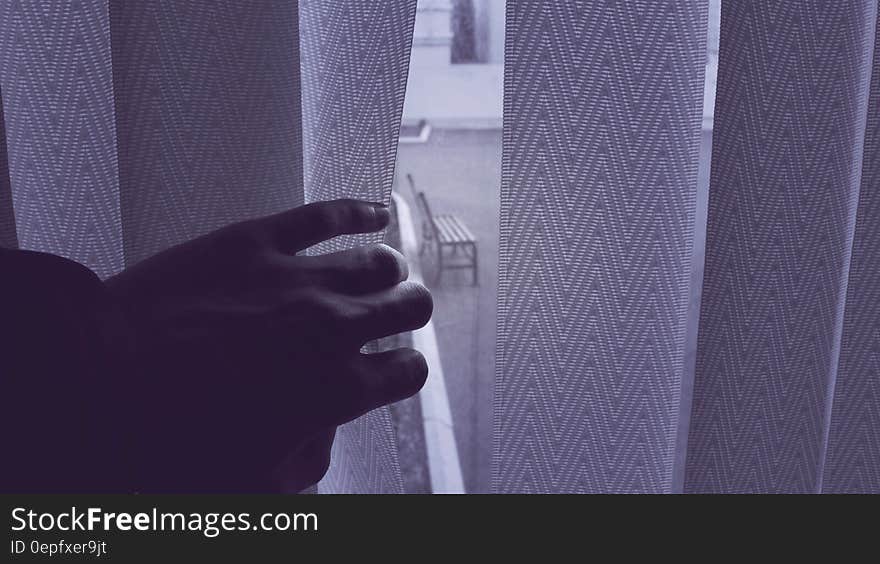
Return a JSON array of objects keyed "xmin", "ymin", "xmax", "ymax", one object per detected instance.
[{"xmin": 0, "ymin": 248, "xmax": 136, "ymax": 492}]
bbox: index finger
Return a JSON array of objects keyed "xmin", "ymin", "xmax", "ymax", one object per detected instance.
[{"xmin": 261, "ymin": 199, "xmax": 391, "ymax": 253}]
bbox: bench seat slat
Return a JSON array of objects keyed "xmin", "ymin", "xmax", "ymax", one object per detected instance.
[
  {"xmin": 435, "ymin": 215, "xmax": 461, "ymax": 243},
  {"xmin": 434, "ymin": 216, "xmax": 457, "ymax": 243},
  {"xmin": 435, "ymin": 214, "xmax": 476, "ymax": 244},
  {"xmin": 449, "ymin": 216, "xmax": 476, "ymax": 242},
  {"xmin": 442, "ymin": 215, "xmax": 468, "ymax": 242}
]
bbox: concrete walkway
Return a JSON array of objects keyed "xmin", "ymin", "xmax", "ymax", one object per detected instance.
[{"xmin": 394, "ymin": 129, "xmax": 501, "ymax": 493}]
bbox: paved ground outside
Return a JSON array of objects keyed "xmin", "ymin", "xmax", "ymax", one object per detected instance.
[
  {"xmin": 381, "ymin": 200, "xmax": 432, "ymax": 494},
  {"xmin": 394, "ymin": 128, "xmax": 501, "ymax": 493}
]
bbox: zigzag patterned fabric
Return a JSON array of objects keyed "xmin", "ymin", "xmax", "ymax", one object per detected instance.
[
  {"xmin": 493, "ymin": 1, "xmax": 710, "ymax": 493},
  {"xmin": 686, "ymin": 0, "xmax": 877, "ymax": 493},
  {"xmin": 109, "ymin": 0, "xmax": 304, "ymax": 265},
  {"xmin": 299, "ymin": 0, "xmax": 418, "ymax": 495},
  {"xmin": 0, "ymin": 89, "xmax": 16, "ymax": 249},
  {"xmin": 823, "ymin": 6, "xmax": 880, "ymax": 494},
  {"xmin": 0, "ymin": 0, "xmax": 124, "ymax": 278}
]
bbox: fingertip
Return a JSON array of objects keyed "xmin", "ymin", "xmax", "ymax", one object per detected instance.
[
  {"xmin": 372, "ymin": 203, "xmax": 391, "ymax": 229},
  {"xmin": 333, "ymin": 349, "xmax": 430, "ymax": 425},
  {"xmin": 268, "ymin": 199, "xmax": 394, "ymax": 253},
  {"xmin": 400, "ymin": 280, "xmax": 433, "ymax": 328},
  {"xmin": 372, "ymin": 243, "xmax": 409, "ymax": 284},
  {"xmin": 406, "ymin": 349, "xmax": 429, "ymax": 390},
  {"xmin": 386, "ymin": 348, "xmax": 428, "ymax": 399}
]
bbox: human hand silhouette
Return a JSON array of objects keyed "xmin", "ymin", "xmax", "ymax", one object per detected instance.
[{"xmin": 105, "ymin": 199, "xmax": 432, "ymax": 492}]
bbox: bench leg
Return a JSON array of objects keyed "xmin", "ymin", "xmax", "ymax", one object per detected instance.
[
  {"xmin": 435, "ymin": 244, "xmax": 444, "ymax": 286},
  {"xmin": 471, "ymin": 242, "xmax": 478, "ymax": 286},
  {"xmin": 419, "ymin": 225, "xmax": 430, "ymax": 257}
]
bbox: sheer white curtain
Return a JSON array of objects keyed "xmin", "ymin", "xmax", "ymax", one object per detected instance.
[
  {"xmin": 495, "ymin": 0, "xmax": 880, "ymax": 493},
  {"xmin": 0, "ymin": 0, "xmax": 124, "ymax": 277},
  {"xmin": 687, "ymin": 0, "xmax": 879, "ymax": 493},
  {"xmin": 494, "ymin": 1, "xmax": 709, "ymax": 493}
]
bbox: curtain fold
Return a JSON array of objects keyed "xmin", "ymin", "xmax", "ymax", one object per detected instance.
[
  {"xmin": 824, "ymin": 9, "xmax": 880, "ymax": 493},
  {"xmin": 685, "ymin": 0, "xmax": 878, "ymax": 493},
  {"xmin": 493, "ymin": 0, "xmax": 709, "ymax": 493},
  {"xmin": 0, "ymin": 0, "xmax": 123, "ymax": 278},
  {"xmin": 0, "ymin": 86, "xmax": 17, "ymax": 249},
  {"xmin": 109, "ymin": 0, "xmax": 303, "ymax": 265},
  {"xmin": 298, "ymin": 0, "xmax": 418, "ymax": 494}
]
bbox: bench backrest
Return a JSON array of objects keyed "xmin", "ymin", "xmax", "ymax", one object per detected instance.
[{"xmin": 406, "ymin": 174, "xmax": 440, "ymax": 239}]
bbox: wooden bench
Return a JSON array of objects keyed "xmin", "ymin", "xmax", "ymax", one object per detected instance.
[{"xmin": 406, "ymin": 173, "xmax": 478, "ymax": 286}]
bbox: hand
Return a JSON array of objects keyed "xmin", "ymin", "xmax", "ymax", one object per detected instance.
[{"xmin": 105, "ymin": 200, "xmax": 432, "ymax": 492}]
